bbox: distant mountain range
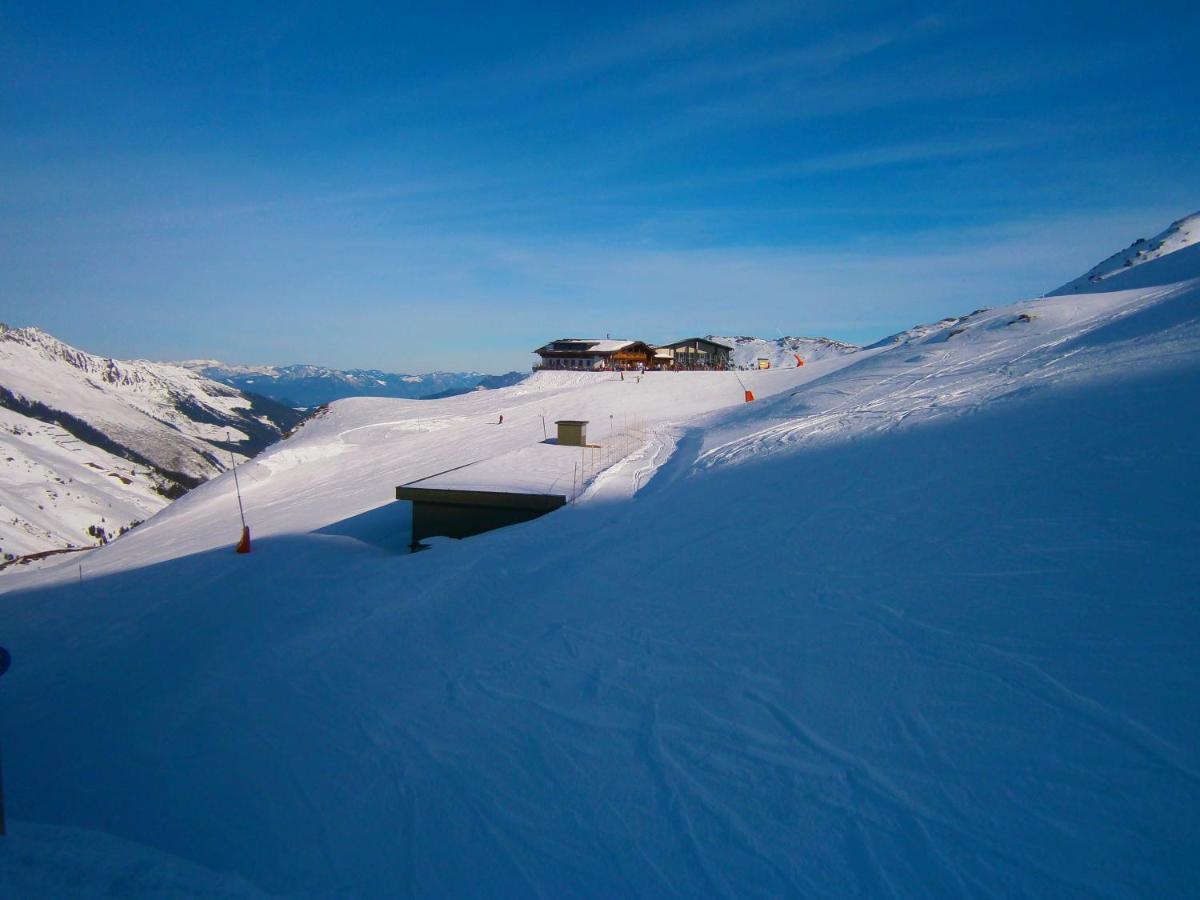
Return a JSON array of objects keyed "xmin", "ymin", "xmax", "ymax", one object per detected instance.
[{"xmin": 180, "ymin": 361, "xmax": 529, "ymax": 408}]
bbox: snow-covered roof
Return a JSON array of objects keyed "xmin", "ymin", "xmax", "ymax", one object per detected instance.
[
  {"xmin": 586, "ymin": 340, "xmax": 638, "ymax": 353},
  {"xmin": 536, "ymin": 339, "xmax": 642, "ymax": 355}
]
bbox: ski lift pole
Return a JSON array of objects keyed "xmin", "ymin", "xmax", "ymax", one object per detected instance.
[
  {"xmin": 228, "ymin": 433, "xmax": 247, "ymax": 529},
  {"xmin": 228, "ymin": 432, "xmax": 251, "ymax": 553}
]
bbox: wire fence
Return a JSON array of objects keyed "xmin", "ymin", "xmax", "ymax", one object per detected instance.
[{"xmin": 570, "ymin": 415, "xmax": 649, "ymax": 500}]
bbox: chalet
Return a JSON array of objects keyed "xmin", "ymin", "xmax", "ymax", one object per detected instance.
[
  {"xmin": 655, "ymin": 337, "xmax": 733, "ymax": 370},
  {"xmin": 534, "ymin": 338, "xmax": 656, "ymax": 371}
]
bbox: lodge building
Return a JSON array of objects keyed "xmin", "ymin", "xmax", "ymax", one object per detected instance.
[
  {"xmin": 654, "ymin": 337, "xmax": 733, "ymax": 370},
  {"xmin": 533, "ymin": 337, "xmax": 732, "ymax": 371}
]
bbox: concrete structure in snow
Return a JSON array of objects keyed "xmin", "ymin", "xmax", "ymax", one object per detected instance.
[{"xmin": 396, "ymin": 485, "xmax": 567, "ymax": 548}]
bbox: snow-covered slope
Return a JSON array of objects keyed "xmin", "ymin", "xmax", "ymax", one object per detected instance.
[
  {"xmin": 182, "ymin": 360, "xmax": 528, "ymax": 407},
  {"xmin": 5, "ymin": 365, "xmax": 827, "ymax": 580},
  {"xmin": 712, "ymin": 333, "xmax": 859, "ymax": 368},
  {"xmin": 1, "ymin": 219, "xmax": 1198, "ymax": 896},
  {"xmin": 1050, "ymin": 210, "xmax": 1200, "ymax": 294},
  {"xmin": 0, "ymin": 326, "xmax": 302, "ymax": 561}
]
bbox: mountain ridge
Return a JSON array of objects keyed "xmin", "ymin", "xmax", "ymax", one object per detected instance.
[{"xmin": 0, "ymin": 325, "xmax": 302, "ymax": 560}]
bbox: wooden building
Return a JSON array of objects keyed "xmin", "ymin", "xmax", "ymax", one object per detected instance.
[
  {"xmin": 533, "ymin": 339, "xmax": 656, "ymax": 371},
  {"xmin": 555, "ymin": 420, "xmax": 588, "ymax": 446},
  {"xmin": 655, "ymin": 337, "xmax": 733, "ymax": 370}
]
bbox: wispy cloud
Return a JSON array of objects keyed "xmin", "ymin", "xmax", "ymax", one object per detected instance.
[
  {"xmin": 659, "ymin": 49, "xmax": 1108, "ymax": 137},
  {"xmin": 327, "ymin": 0, "xmax": 821, "ymax": 115},
  {"xmin": 605, "ymin": 133, "xmax": 1051, "ymax": 198},
  {"xmin": 635, "ymin": 15, "xmax": 942, "ymax": 95},
  {"xmin": 780, "ymin": 135, "xmax": 1038, "ymax": 175},
  {"xmin": 536, "ymin": 0, "xmax": 813, "ymax": 79}
]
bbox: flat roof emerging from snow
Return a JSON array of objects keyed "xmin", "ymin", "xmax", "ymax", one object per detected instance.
[{"xmin": 395, "ymin": 485, "xmax": 566, "ymax": 510}]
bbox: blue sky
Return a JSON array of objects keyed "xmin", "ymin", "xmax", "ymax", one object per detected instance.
[{"xmin": 2, "ymin": 1, "xmax": 1197, "ymax": 372}]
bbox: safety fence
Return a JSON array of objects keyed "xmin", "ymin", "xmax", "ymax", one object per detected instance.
[{"xmin": 568, "ymin": 415, "xmax": 649, "ymax": 500}]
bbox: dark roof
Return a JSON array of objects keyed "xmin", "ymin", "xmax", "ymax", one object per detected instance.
[
  {"xmin": 657, "ymin": 337, "xmax": 734, "ymax": 351},
  {"xmin": 397, "ymin": 486, "xmax": 567, "ymax": 510}
]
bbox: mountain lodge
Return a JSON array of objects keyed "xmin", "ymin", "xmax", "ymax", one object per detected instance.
[
  {"xmin": 533, "ymin": 339, "xmax": 657, "ymax": 371},
  {"xmin": 533, "ymin": 337, "xmax": 732, "ymax": 371}
]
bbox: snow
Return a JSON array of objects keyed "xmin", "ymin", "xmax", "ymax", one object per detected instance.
[
  {"xmin": 178, "ymin": 360, "xmax": 280, "ymax": 378},
  {"xmin": 713, "ymin": 334, "xmax": 860, "ymax": 368},
  {"xmin": 0, "ymin": 407, "xmax": 162, "ymax": 559},
  {"xmin": 0, "ymin": 368, "xmax": 824, "ymax": 584},
  {"xmin": 1049, "ymin": 210, "xmax": 1200, "ymax": 294},
  {"xmin": 0, "ymin": 220, "xmax": 1198, "ymax": 896},
  {"xmin": 0, "ymin": 823, "xmax": 274, "ymax": 899}
]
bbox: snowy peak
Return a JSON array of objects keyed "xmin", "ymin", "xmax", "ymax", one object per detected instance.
[
  {"xmin": 1051, "ymin": 211, "xmax": 1200, "ymax": 295},
  {"xmin": 5, "ymin": 326, "xmax": 233, "ymax": 397},
  {"xmin": 1, "ymin": 324, "xmax": 124, "ymax": 381}
]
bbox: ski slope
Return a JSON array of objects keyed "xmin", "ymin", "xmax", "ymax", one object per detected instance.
[
  {"xmin": 0, "ymin": 364, "xmax": 839, "ymax": 587},
  {"xmin": 0, "ymin": 219, "xmax": 1198, "ymax": 897}
]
